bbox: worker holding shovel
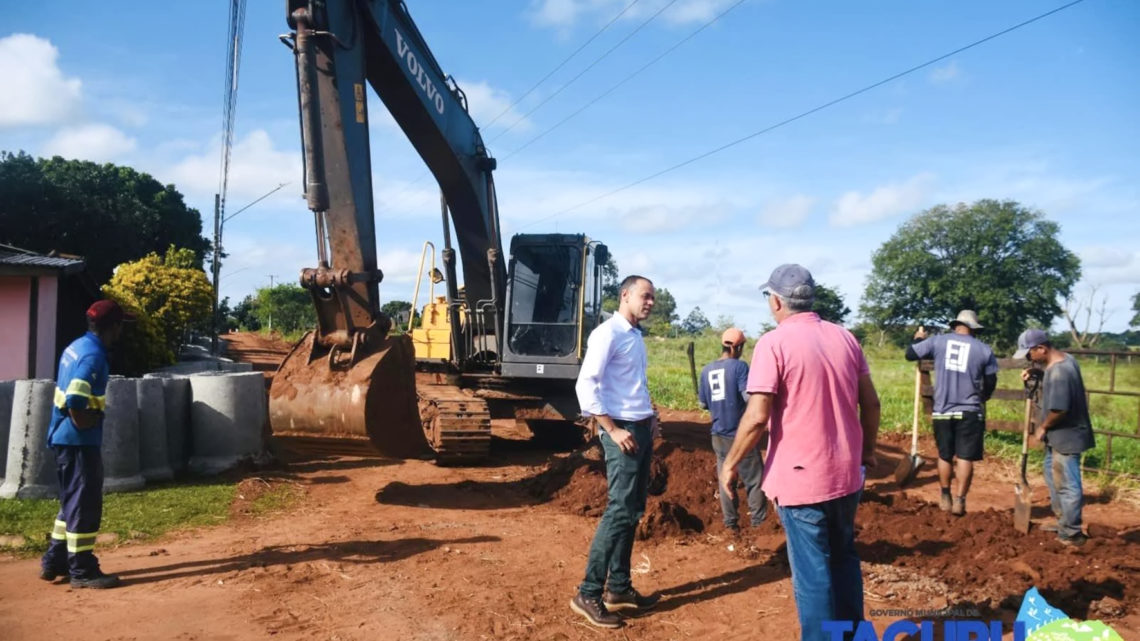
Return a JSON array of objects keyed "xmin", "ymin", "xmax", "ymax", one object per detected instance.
[{"xmin": 905, "ymin": 310, "xmax": 999, "ymax": 516}]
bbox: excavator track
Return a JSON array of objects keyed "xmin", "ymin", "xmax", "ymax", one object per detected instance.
[{"xmin": 418, "ymin": 385, "xmax": 492, "ymax": 465}]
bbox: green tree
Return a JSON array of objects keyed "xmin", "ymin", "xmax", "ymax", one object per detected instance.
[
  {"xmin": 1131, "ymin": 291, "xmax": 1140, "ymax": 328},
  {"xmin": 381, "ymin": 299, "xmax": 415, "ymax": 330},
  {"xmin": 231, "ymin": 294, "xmax": 261, "ymax": 331},
  {"xmin": 643, "ymin": 287, "xmax": 678, "ymax": 335},
  {"xmin": 861, "ymin": 199, "xmax": 1080, "ymax": 350},
  {"xmin": 0, "ymin": 151, "xmax": 209, "ymax": 285},
  {"xmin": 253, "ymin": 284, "xmax": 316, "ymax": 334},
  {"xmin": 813, "ymin": 283, "xmax": 851, "ymax": 325},
  {"xmin": 601, "ymin": 254, "xmax": 620, "ymax": 312},
  {"xmin": 681, "ymin": 306, "xmax": 711, "ymax": 335}
]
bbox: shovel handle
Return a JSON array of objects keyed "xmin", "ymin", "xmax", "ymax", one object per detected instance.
[
  {"xmin": 1021, "ymin": 396, "xmax": 1033, "ymax": 456},
  {"xmin": 911, "ymin": 365, "xmax": 922, "ymax": 456}
]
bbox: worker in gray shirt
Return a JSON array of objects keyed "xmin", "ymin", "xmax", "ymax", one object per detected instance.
[
  {"xmin": 906, "ymin": 310, "xmax": 998, "ymax": 516},
  {"xmin": 1015, "ymin": 328, "xmax": 1094, "ymax": 547}
]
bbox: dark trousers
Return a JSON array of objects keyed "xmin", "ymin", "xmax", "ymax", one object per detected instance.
[
  {"xmin": 41, "ymin": 446, "xmax": 104, "ymax": 579},
  {"xmin": 578, "ymin": 419, "xmax": 653, "ymax": 598},
  {"xmin": 711, "ymin": 433, "xmax": 768, "ymax": 527}
]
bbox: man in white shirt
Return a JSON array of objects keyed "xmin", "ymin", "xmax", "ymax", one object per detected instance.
[{"xmin": 569, "ymin": 275, "xmax": 660, "ymax": 629}]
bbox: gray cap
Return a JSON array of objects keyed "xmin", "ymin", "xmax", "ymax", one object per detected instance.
[
  {"xmin": 949, "ymin": 309, "xmax": 984, "ymax": 330},
  {"xmin": 760, "ymin": 263, "xmax": 815, "ymax": 303},
  {"xmin": 1012, "ymin": 328, "xmax": 1049, "ymax": 360}
]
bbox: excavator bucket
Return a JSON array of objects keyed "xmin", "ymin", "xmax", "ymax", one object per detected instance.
[{"xmin": 268, "ymin": 331, "xmax": 429, "ymax": 458}]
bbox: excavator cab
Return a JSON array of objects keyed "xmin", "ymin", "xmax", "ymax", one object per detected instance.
[{"xmin": 500, "ymin": 234, "xmax": 606, "ymax": 380}]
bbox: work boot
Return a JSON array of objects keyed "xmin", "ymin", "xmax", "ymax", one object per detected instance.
[
  {"xmin": 951, "ymin": 496, "xmax": 966, "ymax": 517},
  {"xmin": 939, "ymin": 492, "xmax": 952, "ymax": 512},
  {"xmin": 70, "ymin": 572, "xmax": 122, "ymax": 589},
  {"xmin": 39, "ymin": 567, "xmax": 67, "ymax": 582},
  {"xmin": 603, "ymin": 588, "xmax": 660, "ymax": 612},
  {"xmin": 1059, "ymin": 533, "xmax": 1089, "ymax": 548},
  {"xmin": 570, "ymin": 593, "xmax": 621, "ymax": 628}
]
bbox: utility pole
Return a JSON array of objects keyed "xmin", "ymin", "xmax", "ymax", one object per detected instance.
[
  {"xmin": 211, "ymin": 193, "xmax": 222, "ymax": 355},
  {"xmin": 266, "ymin": 274, "xmax": 278, "ymax": 332}
]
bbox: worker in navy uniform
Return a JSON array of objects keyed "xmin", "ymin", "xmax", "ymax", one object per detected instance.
[{"xmin": 39, "ymin": 299, "xmax": 132, "ymax": 589}]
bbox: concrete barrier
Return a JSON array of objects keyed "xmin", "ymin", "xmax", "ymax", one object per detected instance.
[
  {"xmin": 188, "ymin": 372, "xmax": 266, "ymax": 475},
  {"xmin": 153, "ymin": 361, "xmax": 253, "ymax": 376},
  {"xmin": 136, "ymin": 377, "xmax": 173, "ymax": 482},
  {"xmin": 0, "ymin": 380, "xmax": 59, "ymax": 499},
  {"xmin": 145, "ymin": 374, "xmax": 191, "ymax": 474},
  {"xmin": 0, "ymin": 380, "xmax": 15, "ymax": 487},
  {"xmin": 102, "ymin": 377, "xmax": 145, "ymax": 493}
]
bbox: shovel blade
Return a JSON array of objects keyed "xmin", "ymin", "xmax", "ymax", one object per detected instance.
[
  {"xmin": 894, "ymin": 454, "xmax": 923, "ymax": 487},
  {"xmin": 1014, "ymin": 481, "xmax": 1032, "ymax": 534}
]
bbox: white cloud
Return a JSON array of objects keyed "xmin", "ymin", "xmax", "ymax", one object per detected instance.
[
  {"xmin": 929, "ymin": 61, "xmax": 961, "ymax": 85},
  {"xmin": 829, "ymin": 173, "xmax": 935, "ymax": 227},
  {"xmin": 42, "ymin": 123, "xmax": 137, "ymax": 162},
  {"xmin": 1079, "ymin": 245, "xmax": 1134, "ymax": 269},
  {"xmin": 457, "ymin": 80, "xmax": 532, "ymax": 131},
  {"xmin": 0, "ymin": 34, "xmax": 83, "ymax": 128},
  {"xmin": 164, "ymin": 129, "xmax": 301, "ymax": 204},
  {"xmin": 757, "ymin": 195, "xmax": 814, "ymax": 228}
]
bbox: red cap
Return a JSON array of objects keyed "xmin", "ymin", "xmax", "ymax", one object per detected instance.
[
  {"xmin": 86, "ymin": 300, "xmax": 135, "ymax": 326},
  {"xmin": 721, "ymin": 328, "xmax": 746, "ymax": 347}
]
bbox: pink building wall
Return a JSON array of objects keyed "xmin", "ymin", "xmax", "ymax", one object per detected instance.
[{"xmin": 0, "ymin": 275, "xmax": 61, "ymax": 380}]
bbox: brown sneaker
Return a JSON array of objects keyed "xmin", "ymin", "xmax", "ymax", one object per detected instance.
[
  {"xmin": 1059, "ymin": 533, "xmax": 1088, "ymax": 548},
  {"xmin": 939, "ymin": 493, "xmax": 952, "ymax": 512},
  {"xmin": 603, "ymin": 588, "xmax": 660, "ymax": 612},
  {"xmin": 570, "ymin": 593, "xmax": 621, "ymax": 628},
  {"xmin": 951, "ymin": 496, "xmax": 966, "ymax": 517}
]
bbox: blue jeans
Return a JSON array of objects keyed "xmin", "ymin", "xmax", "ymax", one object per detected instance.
[
  {"xmin": 579, "ymin": 419, "xmax": 653, "ymax": 598},
  {"xmin": 777, "ymin": 491, "xmax": 864, "ymax": 641},
  {"xmin": 1043, "ymin": 446, "xmax": 1084, "ymax": 540},
  {"xmin": 712, "ymin": 434, "xmax": 768, "ymax": 527}
]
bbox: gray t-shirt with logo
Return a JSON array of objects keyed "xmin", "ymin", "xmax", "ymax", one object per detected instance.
[
  {"xmin": 1040, "ymin": 353, "xmax": 1095, "ymax": 454},
  {"xmin": 911, "ymin": 333, "xmax": 999, "ymax": 415}
]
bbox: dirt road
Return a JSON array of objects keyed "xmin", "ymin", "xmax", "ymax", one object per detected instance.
[{"xmin": 3, "ymin": 333, "xmax": 1136, "ymax": 640}]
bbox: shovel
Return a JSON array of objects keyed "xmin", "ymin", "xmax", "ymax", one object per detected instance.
[
  {"xmin": 1014, "ymin": 393, "xmax": 1034, "ymax": 534},
  {"xmin": 894, "ymin": 364, "xmax": 925, "ymax": 486}
]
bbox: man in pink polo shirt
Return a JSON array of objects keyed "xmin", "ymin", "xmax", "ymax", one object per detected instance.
[{"xmin": 721, "ymin": 264, "xmax": 880, "ymax": 641}]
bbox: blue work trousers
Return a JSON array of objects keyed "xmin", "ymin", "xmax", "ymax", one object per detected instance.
[{"xmin": 41, "ymin": 446, "xmax": 104, "ymax": 579}]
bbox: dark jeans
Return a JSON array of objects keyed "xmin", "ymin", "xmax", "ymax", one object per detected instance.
[
  {"xmin": 1043, "ymin": 446, "xmax": 1084, "ymax": 540},
  {"xmin": 777, "ymin": 491, "xmax": 864, "ymax": 641},
  {"xmin": 579, "ymin": 419, "xmax": 653, "ymax": 598},
  {"xmin": 711, "ymin": 433, "xmax": 768, "ymax": 527},
  {"xmin": 41, "ymin": 445, "xmax": 104, "ymax": 579}
]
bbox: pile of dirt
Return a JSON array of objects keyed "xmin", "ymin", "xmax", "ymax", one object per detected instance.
[
  {"xmin": 532, "ymin": 442, "xmax": 776, "ymax": 541},
  {"xmin": 533, "ymin": 438, "xmax": 1138, "ymax": 622},
  {"xmin": 856, "ymin": 488, "xmax": 1140, "ymax": 619}
]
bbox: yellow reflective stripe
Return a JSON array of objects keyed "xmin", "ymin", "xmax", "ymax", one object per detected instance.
[
  {"xmin": 65, "ymin": 379, "xmax": 93, "ymax": 396},
  {"xmin": 66, "ymin": 531, "xmax": 98, "ymax": 553},
  {"xmin": 53, "ymin": 389, "xmax": 105, "ymax": 411},
  {"xmin": 51, "ymin": 520, "xmax": 67, "ymax": 541}
]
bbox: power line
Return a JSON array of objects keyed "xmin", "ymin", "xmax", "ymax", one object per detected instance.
[
  {"xmin": 521, "ymin": 0, "xmax": 1088, "ymax": 228},
  {"xmin": 217, "ymin": 0, "xmax": 248, "ymax": 218},
  {"xmin": 483, "ymin": 0, "xmax": 643, "ymax": 129},
  {"xmin": 377, "ymin": 0, "xmax": 652, "ymax": 212},
  {"xmin": 489, "ymin": 0, "xmax": 681, "ymax": 142},
  {"xmin": 504, "ymin": 0, "xmax": 747, "ymax": 162},
  {"xmin": 224, "ymin": 182, "xmax": 290, "ymax": 223}
]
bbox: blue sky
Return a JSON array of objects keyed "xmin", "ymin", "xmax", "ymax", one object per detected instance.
[{"xmin": 3, "ymin": 0, "xmax": 1138, "ymax": 333}]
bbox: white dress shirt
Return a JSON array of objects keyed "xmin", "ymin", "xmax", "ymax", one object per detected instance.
[{"xmin": 575, "ymin": 313, "xmax": 654, "ymax": 421}]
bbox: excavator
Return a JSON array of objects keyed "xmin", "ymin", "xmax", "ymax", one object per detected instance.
[{"xmin": 268, "ymin": 0, "xmax": 609, "ymax": 463}]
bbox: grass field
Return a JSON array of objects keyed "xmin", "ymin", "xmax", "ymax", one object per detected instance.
[
  {"xmin": 647, "ymin": 332, "xmax": 1140, "ymax": 477},
  {"xmin": 0, "ymin": 478, "xmax": 301, "ymax": 556}
]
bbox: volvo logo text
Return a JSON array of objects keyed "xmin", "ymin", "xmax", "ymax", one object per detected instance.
[{"xmin": 394, "ymin": 29, "xmax": 445, "ymax": 116}]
